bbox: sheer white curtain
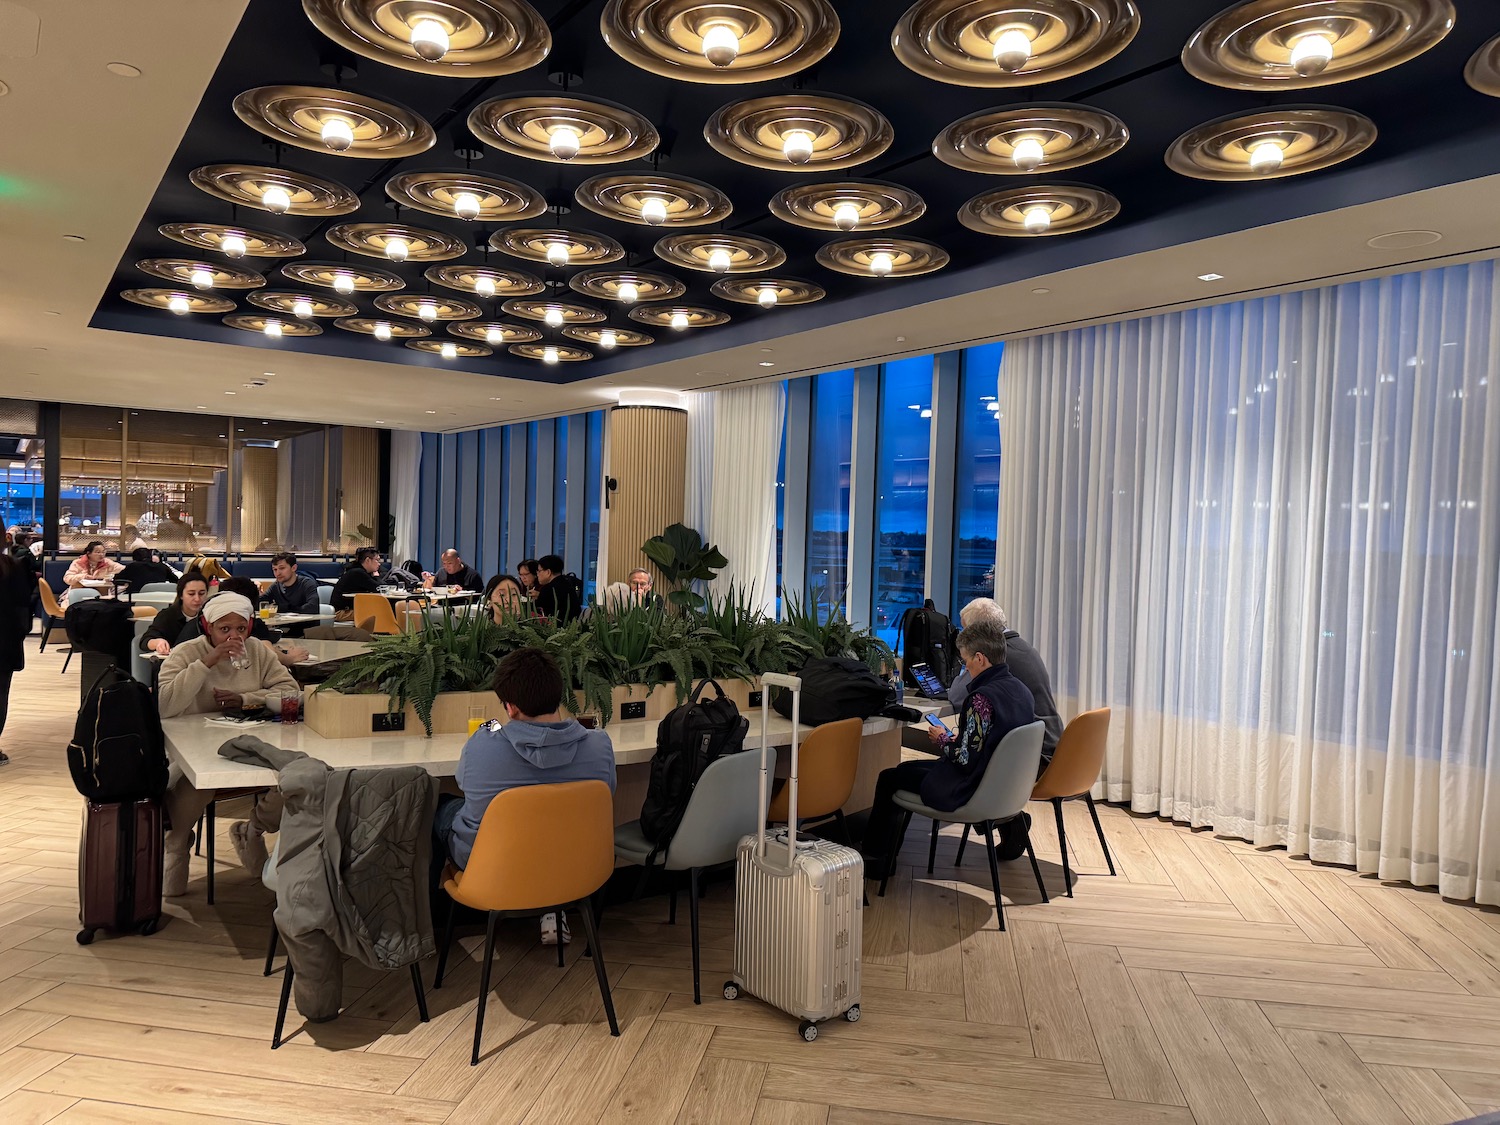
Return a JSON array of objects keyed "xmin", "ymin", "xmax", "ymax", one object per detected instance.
[
  {"xmin": 683, "ymin": 391, "xmax": 715, "ymax": 537},
  {"xmin": 998, "ymin": 259, "xmax": 1500, "ymax": 907},
  {"xmin": 389, "ymin": 429, "xmax": 422, "ymax": 568}
]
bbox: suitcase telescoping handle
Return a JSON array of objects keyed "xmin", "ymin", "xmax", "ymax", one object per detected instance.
[{"xmin": 758, "ymin": 672, "xmax": 801, "ymax": 868}]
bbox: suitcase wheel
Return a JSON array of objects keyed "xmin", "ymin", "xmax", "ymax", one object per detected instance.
[
  {"xmin": 138, "ymin": 916, "xmax": 159, "ymax": 937},
  {"xmin": 76, "ymin": 928, "xmax": 96, "ymax": 946},
  {"xmin": 722, "ymin": 981, "xmax": 740, "ymax": 1001},
  {"xmin": 845, "ymin": 1005, "xmax": 860, "ymax": 1022},
  {"xmin": 798, "ymin": 1020, "xmax": 818, "ymax": 1042}
]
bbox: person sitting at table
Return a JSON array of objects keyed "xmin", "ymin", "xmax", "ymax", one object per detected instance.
[
  {"xmin": 516, "ymin": 559, "xmax": 539, "ymax": 600},
  {"xmin": 859, "ymin": 619, "xmax": 1035, "ymax": 883},
  {"xmin": 116, "ymin": 547, "xmax": 178, "ymax": 594},
  {"xmin": 141, "ymin": 571, "xmax": 210, "ymax": 655},
  {"xmin": 532, "ymin": 554, "xmax": 582, "ymax": 623},
  {"xmin": 266, "ymin": 552, "xmax": 320, "ymax": 629},
  {"xmin": 157, "ymin": 592, "xmax": 302, "ymax": 896},
  {"xmin": 61, "ymin": 540, "xmax": 124, "ymax": 606},
  {"xmin": 330, "ymin": 547, "xmax": 382, "ymax": 621},
  {"xmin": 434, "ymin": 646, "xmax": 615, "ymax": 945},
  {"xmin": 216, "ymin": 577, "xmax": 308, "ymax": 668},
  {"xmin": 483, "ymin": 574, "xmax": 527, "ymax": 624},
  {"xmin": 627, "ymin": 568, "xmax": 660, "ymax": 608},
  {"xmin": 425, "ymin": 549, "xmax": 483, "ymax": 593}
]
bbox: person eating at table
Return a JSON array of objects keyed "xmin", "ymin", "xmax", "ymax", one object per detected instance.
[
  {"xmin": 425, "ymin": 549, "xmax": 484, "ymax": 593},
  {"xmin": 516, "ymin": 559, "xmax": 539, "ymax": 600},
  {"xmin": 62, "ymin": 540, "xmax": 124, "ymax": 605},
  {"xmin": 156, "ymin": 591, "xmax": 301, "ymax": 896},
  {"xmin": 266, "ymin": 551, "xmax": 320, "ymax": 633},
  {"xmin": 140, "ymin": 570, "xmax": 210, "ymax": 655},
  {"xmin": 331, "ymin": 547, "xmax": 382, "ymax": 622},
  {"xmin": 116, "ymin": 546, "xmax": 178, "ymax": 594},
  {"xmin": 483, "ymin": 574, "xmax": 527, "ymax": 624}
]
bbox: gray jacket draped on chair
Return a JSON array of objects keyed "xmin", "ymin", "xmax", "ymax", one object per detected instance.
[{"xmin": 217, "ymin": 735, "xmax": 438, "ymax": 1021}]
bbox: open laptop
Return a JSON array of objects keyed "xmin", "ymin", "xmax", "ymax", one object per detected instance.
[{"xmin": 907, "ymin": 662, "xmax": 948, "ymax": 700}]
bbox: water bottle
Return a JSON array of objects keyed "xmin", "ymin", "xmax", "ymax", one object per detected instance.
[{"xmin": 890, "ymin": 667, "xmax": 904, "ymax": 705}]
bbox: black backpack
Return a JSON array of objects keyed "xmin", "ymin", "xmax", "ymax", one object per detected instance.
[
  {"xmin": 639, "ymin": 679, "xmax": 749, "ymax": 851},
  {"xmin": 897, "ymin": 599, "xmax": 958, "ymax": 687},
  {"xmin": 67, "ymin": 665, "xmax": 168, "ymax": 804},
  {"xmin": 65, "ymin": 598, "xmax": 136, "ymax": 668},
  {"xmin": 772, "ymin": 657, "xmax": 894, "ymax": 727},
  {"xmin": 552, "ymin": 573, "xmax": 585, "ymax": 622}
]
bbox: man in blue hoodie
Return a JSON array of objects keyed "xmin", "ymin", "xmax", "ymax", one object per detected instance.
[{"xmin": 435, "ymin": 646, "xmax": 616, "ymax": 944}]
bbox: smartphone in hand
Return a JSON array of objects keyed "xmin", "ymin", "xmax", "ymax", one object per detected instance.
[{"xmin": 924, "ymin": 713, "xmax": 953, "ymax": 736}]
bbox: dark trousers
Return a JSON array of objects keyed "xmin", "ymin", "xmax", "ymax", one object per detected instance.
[
  {"xmin": 0, "ymin": 668, "xmax": 11, "ymax": 740},
  {"xmin": 860, "ymin": 760, "xmax": 936, "ymax": 879}
]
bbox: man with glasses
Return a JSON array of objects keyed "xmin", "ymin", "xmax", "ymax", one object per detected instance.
[{"xmin": 859, "ymin": 618, "xmax": 1035, "ymax": 883}]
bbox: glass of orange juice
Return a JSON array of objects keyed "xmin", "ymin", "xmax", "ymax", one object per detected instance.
[{"xmin": 468, "ymin": 705, "xmax": 486, "ymax": 736}]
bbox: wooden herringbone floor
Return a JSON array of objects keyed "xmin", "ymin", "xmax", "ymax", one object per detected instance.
[{"xmin": 3, "ymin": 646, "xmax": 1500, "ymax": 1124}]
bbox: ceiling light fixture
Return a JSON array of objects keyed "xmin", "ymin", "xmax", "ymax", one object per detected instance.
[
  {"xmin": 418, "ymin": 301, "xmax": 438, "ymax": 322},
  {"xmin": 833, "ymin": 202, "xmax": 861, "ymax": 230},
  {"xmin": 1011, "ymin": 136, "xmax": 1046, "ymax": 171},
  {"xmin": 869, "ymin": 251, "xmax": 894, "ymax": 275},
  {"xmin": 671, "ymin": 311, "xmax": 689, "ymax": 330},
  {"xmin": 168, "ymin": 295, "xmax": 191, "ymax": 315},
  {"xmin": 546, "ymin": 241, "xmax": 570, "ymax": 266},
  {"xmin": 374, "ymin": 321, "xmax": 393, "ymax": 340},
  {"xmin": 262, "ymin": 185, "xmax": 292, "ymax": 213},
  {"xmin": 543, "ymin": 344, "xmax": 560, "ymax": 364},
  {"xmin": 221, "ymin": 233, "xmax": 249, "ymax": 258},
  {"xmin": 991, "ymin": 27, "xmax": 1034, "ymax": 71},
  {"xmin": 410, "ymin": 18, "xmax": 451, "ymax": 61},
  {"xmin": 475, "ymin": 274, "xmax": 497, "ymax": 298},
  {"xmin": 758, "ymin": 286, "xmax": 778, "ymax": 307},
  {"xmin": 1023, "ymin": 205, "xmax": 1052, "ymax": 233},
  {"xmin": 617, "ymin": 281, "xmax": 640, "ymax": 304},
  {"xmin": 701, "ymin": 22, "xmax": 741, "ymax": 67},
  {"xmin": 548, "ymin": 124, "xmax": 582, "ymax": 160},
  {"xmin": 544, "ymin": 307, "xmax": 564, "ymax": 328},
  {"xmin": 782, "ymin": 129, "xmax": 815, "ymax": 164},
  {"xmin": 1198, "ymin": 273, "xmax": 1224, "ymax": 281},
  {"xmin": 293, "ymin": 296, "xmax": 315, "ymax": 319},
  {"xmin": 1289, "ymin": 32, "xmax": 1335, "ymax": 77},
  {"xmin": 1166, "ymin": 107, "xmax": 1376, "ymax": 181},
  {"xmin": 1248, "ymin": 139, "xmax": 1285, "ymax": 173},
  {"xmin": 708, "ymin": 248, "xmax": 733, "ymax": 272},
  {"xmin": 933, "ymin": 104, "xmax": 1130, "ymax": 176},
  {"xmin": 640, "ymin": 196, "xmax": 669, "ymax": 225},
  {"xmin": 264, "ymin": 319, "xmax": 284, "ymax": 338},
  {"xmin": 321, "ymin": 116, "xmax": 355, "ymax": 151},
  {"xmin": 711, "ymin": 276, "xmax": 824, "ymax": 306},
  {"xmin": 386, "ymin": 236, "xmax": 410, "ymax": 262},
  {"xmin": 190, "ymin": 268, "xmax": 214, "ymax": 290},
  {"xmin": 705, "ymin": 94, "xmax": 892, "ymax": 171},
  {"xmin": 599, "ymin": 329, "xmax": 618, "ymax": 349},
  {"xmin": 333, "ymin": 271, "xmax": 355, "ymax": 295},
  {"xmin": 440, "ymin": 340, "xmax": 458, "ymax": 359},
  {"xmin": 817, "ymin": 236, "xmax": 949, "ymax": 277},
  {"xmin": 485, "ymin": 325, "xmax": 505, "ymax": 345},
  {"xmin": 453, "ymin": 191, "xmax": 482, "ymax": 220}
]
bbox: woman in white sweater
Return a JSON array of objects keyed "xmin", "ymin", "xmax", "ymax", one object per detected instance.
[{"xmin": 158, "ymin": 592, "xmax": 300, "ymax": 896}]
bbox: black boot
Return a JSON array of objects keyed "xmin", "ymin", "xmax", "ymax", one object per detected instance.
[{"xmin": 994, "ymin": 812, "xmax": 1031, "ymax": 862}]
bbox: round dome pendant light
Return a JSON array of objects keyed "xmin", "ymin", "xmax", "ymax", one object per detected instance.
[
  {"xmin": 932, "ymin": 103, "xmax": 1128, "ymax": 174},
  {"xmin": 1182, "ymin": 0, "xmax": 1454, "ymax": 89},
  {"xmin": 768, "ymin": 181, "xmax": 926, "ymax": 232},
  {"xmin": 1165, "ymin": 106, "xmax": 1376, "ymax": 180},
  {"xmin": 135, "ymin": 259, "xmax": 266, "ymax": 290},
  {"xmin": 957, "ymin": 184, "xmax": 1120, "ymax": 236},
  {"xmin": 247, "ymin": 290, "xmax": 358, "ymax": 319},
  {"xmin": 628, "ymin": 305, "xmax": 730, "ymax": 329},
  {"xmin": 334, "ymin": 317, "xmax": 430, "ymax": 340},
  {"xmin": 188, "ymin": 165, "xmax": 360, "ymax": 216},
  {"xmin": 467, "ymin": 95, "xmax": 660, "ymax": 165},
  {"xmin": 600, "ymin": 0, "xmax": 839, "ymax": 84},
  {"xmin": 280, "ymin": 261, "xmax": 406, "ymax": 293},
  {"xmin": 385, "ymin": 170, "xmax": 546, "ymax": 223},
  {"xmin": 891, "ymin": 0, "xmax": 1140, "ymax": 86},
  {"xmin": 491, "ymin": 227, "xmax": 625, "ymax": 267},
  {"xmin": 569, "ymin": 268, "xmax": 685, "ymax": 304},
  {"xmin": 500, "ymin": 299, "xmax": 608, "ymax": 326},
  {"xmin": 374, "ymin": 293, "xmax": 483, "ymax": 321},
  {"xmin": 160, "ymin": 222, "xmax": 306, "ymax": 260},
  {"xmin": 301, "ymin": 0, "xmax": 552, "ymax": 77},
  {"xmin": 449, "ymin": 321, "xmax": 542, "ymax": 346},
  {"xmin": 652, "ymin": 232, "xmax": 786, "ymax": 274},
  {"xmin": 564, "ymin": 325, "xmax": 654, "ymax": 348},
  {"xmin": 121, "ymin": 288, "xmax": 236, "ymax": 315},
  {"xmin": 324, "ymin": 223, "xmax": 466, "ymax": 262},
  {"xmin": 815, "ymin": 237, "xmax": 949, "ymax": 277},
  {"xmin": 223, "ymin": 313, "xmax": 323, "ymax": 337},
  {"xmin": 704, "ymin": 94, "xmax": 893, "ymax": 171},
  {"xmin": 407, "ymin": 338, "xmax": 492, "ymax": 358},
  {"xmin": 510, "ymin": 341, "xmax": 594, "ymax": 362},
  {"xmin": 232, "ymin": 86, "xmax": 435, "ymax": 158},
  {"xmin": 574, "ymin": 173, "xmax": 733, "ymax": 227},
  {"xmin": 710, "ymin": 277, "xmax": 825, "ymax": 306},
  {"xmin": 424, "ymin": 264, "xmax": 545, "ymax": 299},
  {"xmin": 1464, "ymin": 32, "xmax": 1500, "ymax": 97}
]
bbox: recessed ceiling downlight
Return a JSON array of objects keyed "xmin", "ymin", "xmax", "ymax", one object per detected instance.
[{"xmin": 1366, "ymin": 230, "xmax": 1442, "ymax": 250}]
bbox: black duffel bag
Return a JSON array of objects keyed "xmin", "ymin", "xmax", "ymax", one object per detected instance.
[
  {"xmin": 65, "ymin": 597, "xmax": 136, "ymax": 668},
  {"xmin": 772, "ymin": 656, "xmax": 894, "ymax": 727}
]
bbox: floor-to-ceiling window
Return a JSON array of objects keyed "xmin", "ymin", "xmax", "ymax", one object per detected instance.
[
  {"xmin": 953, "ymin": 341, "xmax": 1004, "ymax": 620},
  {"xmin": 553, "ymin": 416, "xmax": 569, "ymax": 558},
  {"xmin": 775, "ymin": 390, "xmax": 787, "ymax": 610},
  {"xmin": 806, "ymin": 369, "xmax": 854, "ymax": 613},
  {"xmin": 583, "ymin": 412, "xmax": 604, "ymax": 599},
  {"xmin": 871, "ymin": 357, "xmax": 935, "ymax": 644}
]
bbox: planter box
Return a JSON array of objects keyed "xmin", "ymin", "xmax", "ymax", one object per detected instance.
[
  {"xmin": 306, "ymin": 688, "xmax": 503, "ymax": 738},
  {"xmin": 717, "ymin": 676, "xmax": 763, "ymax": 713},
  {"xmin": 575, "ymin": 683, "xmax": 681, "ymax": 725}
]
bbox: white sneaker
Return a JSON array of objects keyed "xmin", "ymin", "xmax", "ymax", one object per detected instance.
[
  {"xmin": 229, "ymin": 821, "xmax": 269, "ymax": 875},
  {"xmin": 540, "ymin": 913, "xmax": 572, "ymax": 945},
  {"xmin": 163, "ymin": 852, "xmax": 189, "ymax": 898}
]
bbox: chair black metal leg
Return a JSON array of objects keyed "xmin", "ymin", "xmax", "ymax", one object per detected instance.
[
  {"xmin": 206, "ymin": 801, "xmax": 216, "ymax": 906},
  {"xmin": 263, "ymin": 919, "xmax": 279, "ymax": 976},
  {"xmin": 195, "ymin": 812, "xmax": 204, "ymax": 857},
  {"xmin": 1085, "ymin": 793, "xmax": 1116, "ymax": 876},
  {"xmin": 410, "ymin": 963, "xmax": 429, "ymax": 1023},
  {"xmin": 434, "ymin": 897, "xmax": 457, "ymax": 988},
  {"xmin": 954, "ymin": 824, "xmax": 970, "ymax": 867},
  {"xmin": 470, "ymin": 912, "xmax": 498, "ymax": 1066},
  {"xmin": 980, "ymin": 821, "xmax": 1007, "ymax": 931},
  {"xmin": 61, "ymin": 646, "xmax": 72, "ymax": 674},
  {"xmin": 832, "ymin": 808, "xmax": 852, "ymax": 847},
  {"xmin": 576, "ymin": 899, "xmax": 619, "ymax": 1037},
  {"xmin": 879, "ymin": 809, "xmax": 912, "ymax": 898},
  {"xmin": 1053, "ymin": 798, "xmax": 1073, "ymax": 898},
  {"xmin": 39, "ymin": 620, "xmax": 50, "ymax": 652},
  {"xmin": 927, "ymin": 819, "xmax": 940, "ymax": 875},
  {"xmin": 1023, "ymin": 822, "xmax": 1049, "ymax": 904},
  {"xmin": 555, "ymin": 908, "xmax": 566, "ymax": 967},
  {"xmin": 272, "ymin": 963, "xmax": 294, "ymax": 1048},
  {"xmin": 688, "ymin": 867, "xmax": 702, "ymax": 1005}
]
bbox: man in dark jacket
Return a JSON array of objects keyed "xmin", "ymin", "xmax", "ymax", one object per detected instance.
[
  {"xmin": 116, "ymin": 547, "xmax": 178, "ymax": 594},
  {"xmin": 267, "ymin": 552, "xmax": 321, "ymax": 636},
  {"xmin": 532, "ymin": 554, "xmax": 582, "ymax": 623},
  {"xmin": 426, "ymin": 549, "xmax": 484, "ymax": 593},
  {"xmin": 948, "ymin": 600, "xmax": 1063, "ymax": 769},
  {"xmin": 861, "ymin": 619, "xmax": 1035, "ymax": 881},
  {"xmin": 331, "ymin": 547, "xmax": 382, "ymax": 619}
]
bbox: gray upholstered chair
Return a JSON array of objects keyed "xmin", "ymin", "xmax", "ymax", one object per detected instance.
[
  {"xmin": 139, "ymin": 582, "xmax": 178, "ymax": 594},
  {"xmin": 879, "ymin": 721, "xmax": 1048, "ymax": 930},
  {"xmin": 614, "ymin": 748, "xmax": 766, "ymax": 1004}
]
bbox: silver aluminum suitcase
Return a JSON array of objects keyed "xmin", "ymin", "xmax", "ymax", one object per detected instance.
[{"xmin": 726, "ymin": 672, "xmax": 862, "ymax": 1040}]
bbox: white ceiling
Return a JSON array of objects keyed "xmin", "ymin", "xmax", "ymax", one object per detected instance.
[{"xmin": 1, "ymin": 0, "xmax": 1496, "ymax": 434}]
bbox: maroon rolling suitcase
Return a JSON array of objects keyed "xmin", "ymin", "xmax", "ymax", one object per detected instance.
[{"xmin": 77, "ymin": 798, "xmax": 162, "ymax": 944}]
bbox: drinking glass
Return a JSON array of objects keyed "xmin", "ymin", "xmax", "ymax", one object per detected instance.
[
  {"xmin": 468, "ymin": 704, "xmax": 486, "ymax": 736},
  {"xmin": 280, "ymin": 690, "xmax": 300, "ymax": 724}
]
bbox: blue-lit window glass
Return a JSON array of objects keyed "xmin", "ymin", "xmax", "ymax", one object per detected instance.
[
  {"xmin": 872, "ymin": 356, "xmax": 935, "ymax": 645},
  {"xmin": 953, "ymin": 342, "xmax": 1004, "ymax": 619},
  {"xmin": 583, "ymin": 411, "xmax": 604, "ymax": 599},
  {"xmin": 553, "ymin": 416, "xmax": 568, "ymax": 560},
  {"xmin": 775, "ymin": 385, "xmax": 787, "ymax": 612},
  {"xmin": 523, "ymin": 422, "xmax": 538, "ymax": 558},
  {"xmin": 806, "ymin": 369, "xmax": 854, "ymax": 614}
]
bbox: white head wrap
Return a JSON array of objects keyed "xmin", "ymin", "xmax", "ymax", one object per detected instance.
[{"xmin": 202, "ymin": 592, "xmax": 253, "ymax": 625}]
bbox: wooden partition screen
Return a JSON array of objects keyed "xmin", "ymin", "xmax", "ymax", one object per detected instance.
[{"xmin": 604, "ymin": 405, "xmax": 687, "ymax": 585}]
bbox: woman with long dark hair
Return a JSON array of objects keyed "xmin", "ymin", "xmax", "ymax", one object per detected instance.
[
  {"xmin": 0, "ymin": 549, "xmax": 34, "ymax": 765},
  {"xmin": 140, "ymin": 571, "xmax": 210, "ymax": 656}
]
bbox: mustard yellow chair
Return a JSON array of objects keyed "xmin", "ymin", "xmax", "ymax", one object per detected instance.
[
  {"xmin": 433, "ymin": 780, "xmax": 619, "ymax": 1065},
  {"xmin": 766, "ymin": 717, "xmax": 862, "ymax": 843},
  {"xmin": 352, "ymin": 592, "xmax": 402, "ymax": 635}
]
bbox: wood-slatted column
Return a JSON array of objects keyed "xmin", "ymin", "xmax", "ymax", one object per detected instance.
[{"xmin": 605, "ymin": 405, "xmax": 687, "ymax": 585}]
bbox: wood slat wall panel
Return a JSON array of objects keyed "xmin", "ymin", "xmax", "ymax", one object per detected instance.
[{"xmin": 605, "ymin": 406, "xmax": 686, "ymax": 586}]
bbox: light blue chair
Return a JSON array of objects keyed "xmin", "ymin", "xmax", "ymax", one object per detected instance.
[
  {"xmin": 129, "ymin": 619, "xmax": 155, "ymax": 687},
  {"xmin": 614, "ymin": 749, "xmax": 766, "ymax": 1004},
  {"xmin": 140, "ymin": 582, "xmax": 177, "ymax": 594}
]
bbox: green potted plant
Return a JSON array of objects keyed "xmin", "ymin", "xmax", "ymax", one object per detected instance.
[{"xmin": 640, "ymin": 523, "xmax": 728, "ymax": 611}]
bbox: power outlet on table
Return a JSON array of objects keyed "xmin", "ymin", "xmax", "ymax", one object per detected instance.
[
  {"xmin": 748, "ymin": 690, "xmax": 763, "ymax": 708},
  {"xmin": 620, "ymin": 701, "xmax": 647, "ymax": 721},
  {"xmin": 373, "ymin": 712, "xmax": 406, "ymax": 733}
]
